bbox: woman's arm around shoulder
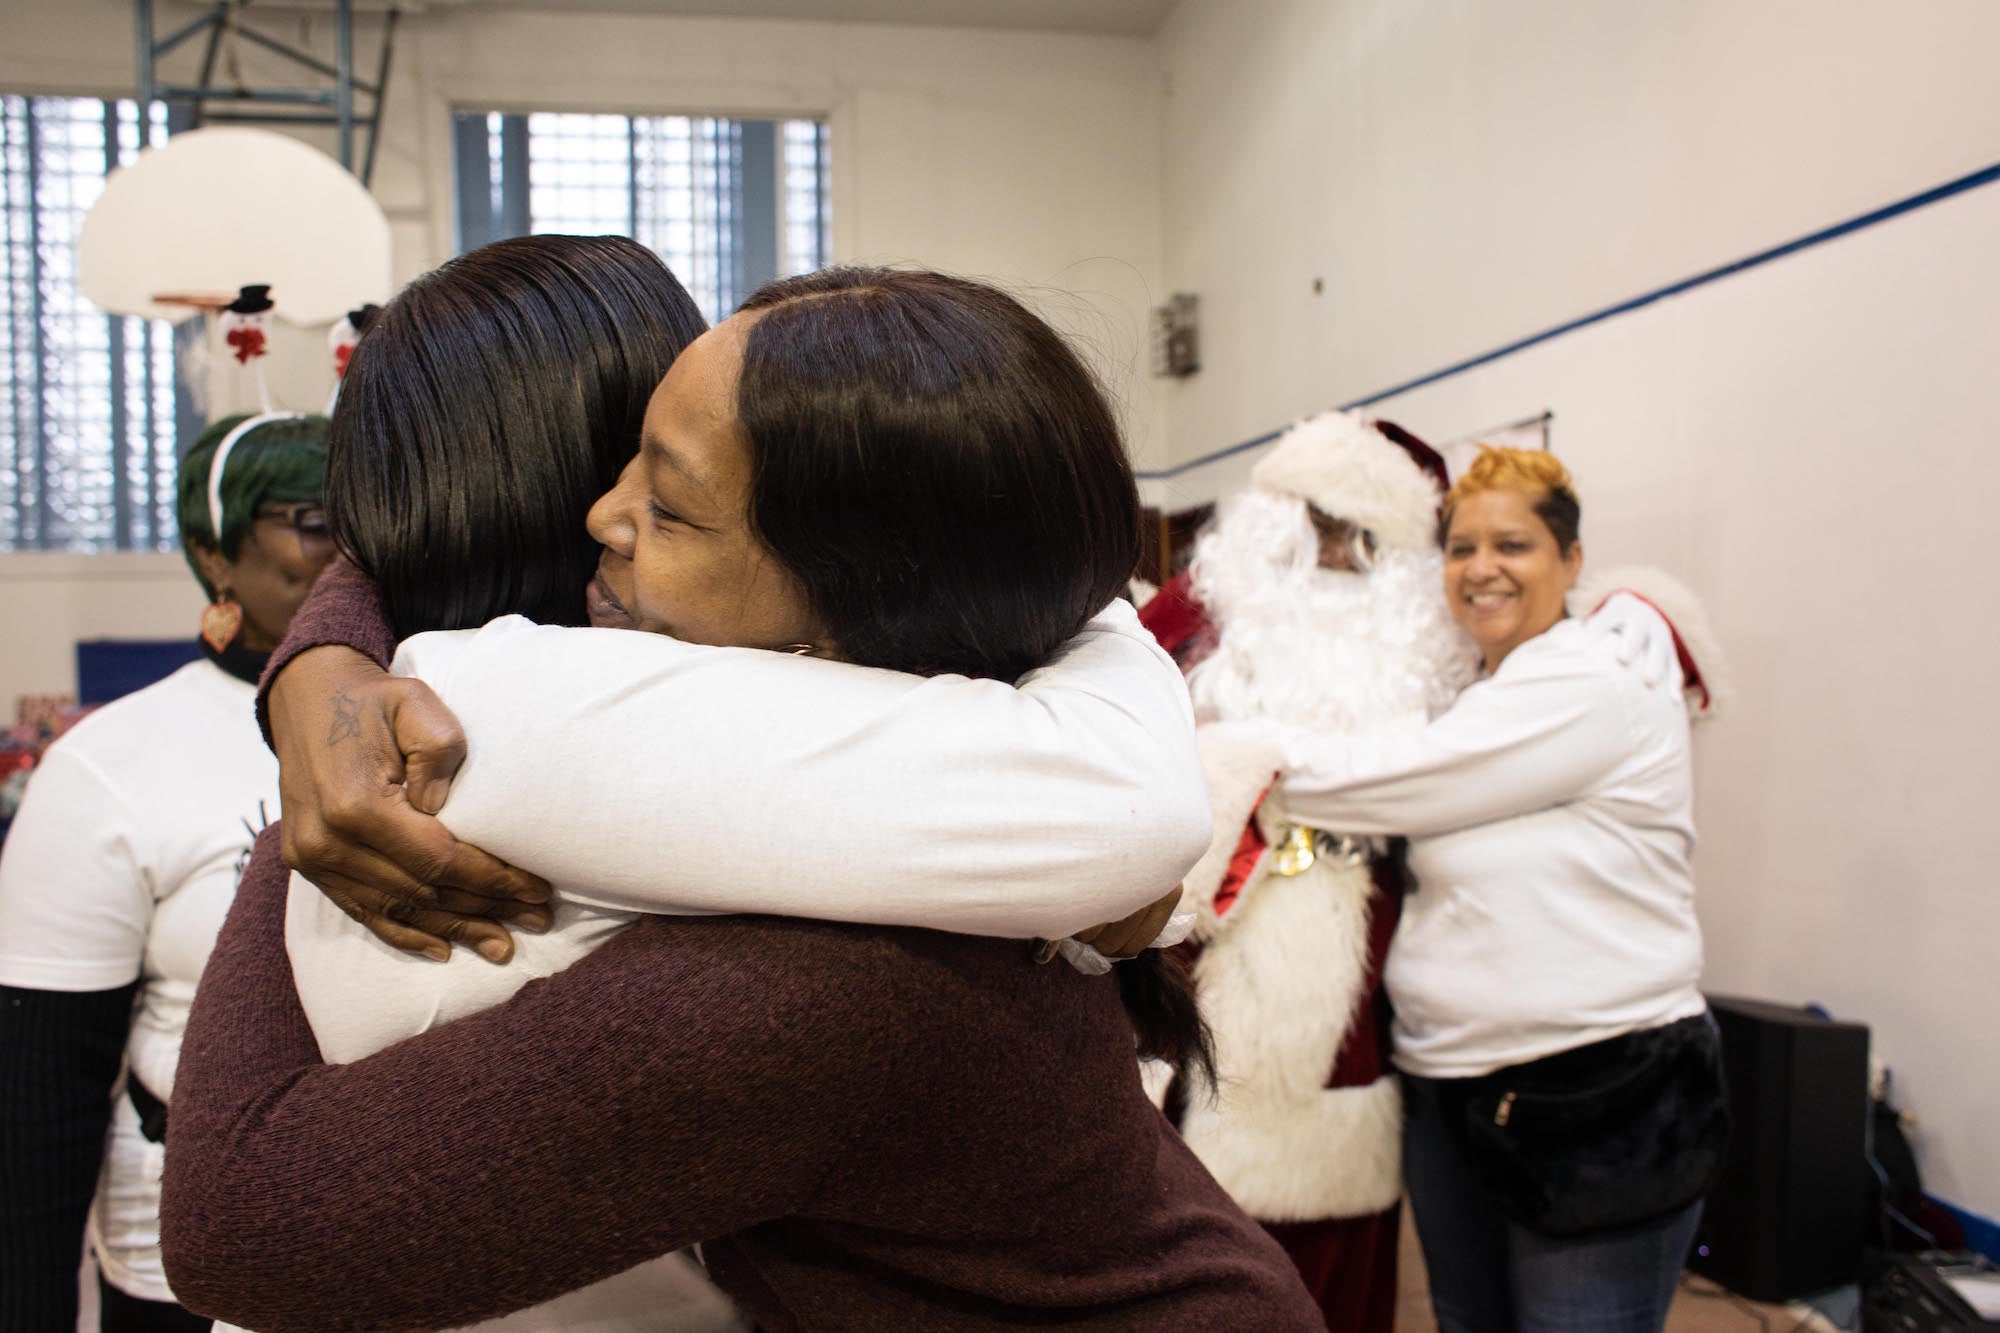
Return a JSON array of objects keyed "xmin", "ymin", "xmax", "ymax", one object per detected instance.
[
  {"xmin": 1263, "ymin": 622, "xmax": 1649, "ymax": 838},
  {"xmin": 412, "ymin": 599, "xmax": 1212, "ymax": 939}
]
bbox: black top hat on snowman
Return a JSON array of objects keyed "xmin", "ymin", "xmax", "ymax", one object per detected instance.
[{"xmin": 225, "ymin": 284, "xmax": 275, "ymax": 315}]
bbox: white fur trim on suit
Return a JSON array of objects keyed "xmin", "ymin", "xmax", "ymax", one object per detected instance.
[
  {"xmin": 1181, "ymin": 849, "xmax": 1402, "ymax": 1221},
  {"xmin": 1184, "ymin": 1073, "xmax": 1404, "ymax": 1223},
  {"xmin": 1571, "ymin": 564, "xmax": 1732, "ymax": 720},
  {"xmin": 1180, "ymin": 726, "xmax": 1283, "ymax": 941},
  {"xmin": 1250, "ymin": 409, "xmax": 1441, "ymax": 553}
]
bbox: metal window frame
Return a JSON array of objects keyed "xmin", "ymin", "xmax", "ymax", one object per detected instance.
[
  {"xmin": 451, "ymin": 110, "xmax": 529, "ymax": 254},
  {"xmin": 1, "ymin": 92, "xmax": 193, "ymax": 552},
  {"xmin": 450, "ymin": 107, "xmax": 816, "ymax": 319}
]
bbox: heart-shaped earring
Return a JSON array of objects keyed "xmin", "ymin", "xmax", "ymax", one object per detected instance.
[{"xmin": 200, "ymin": 596, "xmax": 243, "ymax": 652}]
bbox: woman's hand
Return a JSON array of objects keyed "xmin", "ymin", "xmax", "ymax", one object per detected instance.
[{"xmin": 268, "ymin": 645, "xmax": 552, "ymax": 963}]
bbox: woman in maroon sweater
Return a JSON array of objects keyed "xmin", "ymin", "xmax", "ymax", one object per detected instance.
[{"xmin": 163, "ymin": 257, "xmax": 1321, "ymax": 1329}]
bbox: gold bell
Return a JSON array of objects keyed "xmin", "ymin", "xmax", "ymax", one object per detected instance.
[{"xmin": 1269, "ymin": 824, "xmax": 1317, "ymax": 877}]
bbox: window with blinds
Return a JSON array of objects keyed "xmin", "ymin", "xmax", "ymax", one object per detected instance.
[
  {"xmin": 1, "ymin": 94, "xmax": 193, "ymax": 553},
  {"xmin": 453, "ymin": 110, "xmax": 831, "ymax": 327}
]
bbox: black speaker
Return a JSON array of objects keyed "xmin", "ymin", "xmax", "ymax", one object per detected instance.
[
  {"xmin": 1864, "ymin": 1252, "xmax": 2000, "ymax": 1331},
  {"xmin": 1690, "ymin": 995, "xmax": 1871, "ymax": 1302}
]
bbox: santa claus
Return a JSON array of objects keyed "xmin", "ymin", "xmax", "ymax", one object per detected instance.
[
  {"xmin": 1142, "ymin": 413, "xmax": 1718, "ymax": 1330},
  {"xmin": 1141, "ymin": 410, "xmax": 1477, "ymax": 1331}
]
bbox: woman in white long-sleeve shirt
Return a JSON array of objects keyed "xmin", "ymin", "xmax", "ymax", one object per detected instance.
[
  {"xmin": 170, "ymin": 253, "xmax": 1283, "ymax": 1332},
  {"xmin": 1237, "ymin": 447, "xmax": 1725, "ymax": 1333}
]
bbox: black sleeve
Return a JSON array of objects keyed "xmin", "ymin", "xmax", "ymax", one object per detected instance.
[{"xmin": 0, "ymin": 982, "xmax": 136, "ymax": 1333}]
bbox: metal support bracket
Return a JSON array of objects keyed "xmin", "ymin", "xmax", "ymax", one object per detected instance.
[{"xmin": 134, "ymin": 0, "xmax": 399, "ymax": 184}]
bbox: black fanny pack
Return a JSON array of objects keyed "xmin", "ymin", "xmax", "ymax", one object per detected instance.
[{"xmin": 1436, "ymin": 1012, "xmax": 1730, "ymax": 1237}]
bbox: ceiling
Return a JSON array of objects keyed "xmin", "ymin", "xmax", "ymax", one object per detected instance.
[{"xmin": 245, "ymin": 0, "xmax": 1183, "ymax": 37}]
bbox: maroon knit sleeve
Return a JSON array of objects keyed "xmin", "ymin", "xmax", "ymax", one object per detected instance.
[
  {"xmin": 254, "ymin": 557, "xmax": 396, "ymax": 749},
  {"xmin": 160, "ymin": 824, "xmax": 322, "ymax": 1318},
  {"xmin": 161, "ymin": 833, "xmax": 905, "ymax": 1332}
]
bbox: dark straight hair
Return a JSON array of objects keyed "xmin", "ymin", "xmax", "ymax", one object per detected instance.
[
  {"xmin": 737, "ymin": 267, "xmax": 1141, "ymax": 683},
  {"xmin": 1534, "ymin": 488, "xmax": 1583, "ymax": 556},
  {"xmin": 735, "ymin": 267, "xmax": 1212, "ymax": 1084},
  {"xmin": 328, "ymin": 235, "xmax": 707, "ymax": 638}
]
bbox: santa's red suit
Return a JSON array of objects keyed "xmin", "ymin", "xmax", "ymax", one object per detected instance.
[{"xmin": 1140, "ymin": 412, "xmax": 1474, "ymax": 1332}]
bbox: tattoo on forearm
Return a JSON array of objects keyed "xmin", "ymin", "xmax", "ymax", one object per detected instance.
[{"xmin": 329, "ymin": 688, "xmax": 364, "ymax": 746}]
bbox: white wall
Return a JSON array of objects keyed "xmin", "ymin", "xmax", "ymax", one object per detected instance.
[
  {"xmin": 0, "ymin": 0, "xmax": 1165, "ymax": 696},
  {"xmin": 1153, "ymin": 0, "xmax": 2000, "ymax": 482},
  {"xmin": 1155, "ymin": 0, "xmax": 2000, "ymax": 1214},
  {"xmin": 0, "ymin": 554, "xmax": 206, "ymax": 708}
]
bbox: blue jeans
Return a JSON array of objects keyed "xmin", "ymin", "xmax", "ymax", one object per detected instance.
[{"xmin": 1403, "ymin": 1073, "xmax": 1701, "ymax": 1333}]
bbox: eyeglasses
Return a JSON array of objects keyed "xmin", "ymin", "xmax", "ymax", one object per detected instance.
[{"xmin": 254, "ymin": 503, "xmax": 331, "ymax": 539}]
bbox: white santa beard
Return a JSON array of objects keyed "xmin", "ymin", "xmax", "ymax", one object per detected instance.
[{"xmin": 1189, "ymin": 546, "xmax": 1479, "ymax": 733}]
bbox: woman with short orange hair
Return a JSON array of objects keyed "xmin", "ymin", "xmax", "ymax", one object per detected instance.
[{"xmin": 1232, "ymin": 446, "xmax": 1727, "ymax": 1332}]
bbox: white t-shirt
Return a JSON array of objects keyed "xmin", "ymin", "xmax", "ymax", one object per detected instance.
[
  {"xmin": 1262, "ymin": 611, "xmax": 1706, "ymax": 1079},
  {"xmin": 0, "ymin": 659, "xmax": 273, "ymax": 1304},
  {"xmin": 282, "ymin": 600, "xmax": 1210, "ymax": 1330}
]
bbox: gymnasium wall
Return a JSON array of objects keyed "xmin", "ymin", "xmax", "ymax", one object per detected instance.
[
  {"xmin": 1151, "ymin": 0, "xmax": 2000, "ymax": 1217},
  {"xmin": 1149, "ymin": 0, "xmax": 2000, "ymax": 488}
]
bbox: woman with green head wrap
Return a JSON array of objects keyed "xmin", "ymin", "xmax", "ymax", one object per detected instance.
[
  {"xmin": 0, "ymin": 413, "xmax": 333, "ymax": 1331},
  {"xmin": 177, "ymin": 412, "xmax": 336, "ymax": 666}
]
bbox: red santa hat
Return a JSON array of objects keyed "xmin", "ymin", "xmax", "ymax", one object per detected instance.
[{"xmin": 1248, "ymin": 409, "xmax": 1447, "ymax": 554}]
